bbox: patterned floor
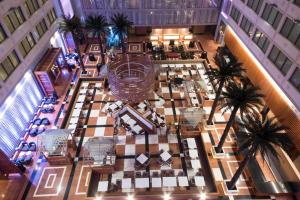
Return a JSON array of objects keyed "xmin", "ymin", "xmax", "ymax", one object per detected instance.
[{"xmin": 18, "ymin": 37, "xmax": 284, "ymax": 200}]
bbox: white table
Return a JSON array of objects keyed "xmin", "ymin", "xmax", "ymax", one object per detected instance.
[
  {"xmin": 97, "ymin": 181, "xmax": 108, "ymax": 192},
  {"xmin": 160, "ymin": 151, "xmax": 172, "ymax": 162},
  {"xmin": 127, "ymin": 119, "xmax": 136, "ymax": 127},
  {"xmin": 79, "ymin": 89, "xmax": 87, "ymax": 94},
  {"xmin": 191, "ymin": 98, "xmax": 199, "ymax": 106},
  {"xmin": 68, "ymin": 124, "xmax": 77, "ymax": 130},
  {"xmin": 187, "ymin": 138, "xmax": 197, "ymax": 149},
  {"xmin": 178, "ymin": 176, "xmax": 189, "ymax": 187},
  {"xmin": 138, "ymin": 102, "xmax": 146, "ymax": 109},
  {"xmin": 121, "ymin": 114, "xmax": 131, "ymax": 122},
  {"xmin": 137, "ymin": 153, "xmax": 148, "ymax": 164},
  {"xmin": 151, "ymin": 177, "xmax": 162, "ymax": 188},
  {"xmin": 157, "ymin": 117, "xmax": 164, "ymax": 124},
  {"xmin": 77, "ymin": 95, "xmax": 86, "ymax": 102},
  {"xmin": 194, "ymin": 176, "xmax": 205, "ymax": 187},
  {"xmin": 82, "ymin": 82, "xmax": 89, "ymax": 87},
  {"xmin": 135, "ymin": 178, "xmax": 149, "ymax": 188},
  {"xmin": 162, "ymin": 177, "xmax": 177, "ymax": 187},
  {"xmin": 189, "ymin": 93, "xmax": 197, "ymax": 98},
  {"xmin": 115, "ymin": 101, "xmax": 123, "ymax": 107},
  {"xmin": 191, "ymin": 159, "xmax": 201, "ymax": 169},
  {"xmin": 189, "ymin": 149, "xmax": 199, "ymax": 159},
  {"xmin": 72, "ymin": 109, "xmax": 81, "ymax": 117},
  {"xmin": 108, "ymin": 104, "xmax": 118, "ymax": 111},
  {"xmin": 95, "ymin": 83, "xmax": 102, "ymax": 88},
  {"xmin": 69, "ymin": 117, "xmax": 79, "ymax": 124},
  {"xmin": 122, "ymin": 178, "xmax": 132, "ymax": 189},
  {"xmin": 75, "ymin": 103, "xmax": 83, "ymax": 109},
  {"xmin": 132, "ymin": 125, "xmax": 143, "ymax": 134}
]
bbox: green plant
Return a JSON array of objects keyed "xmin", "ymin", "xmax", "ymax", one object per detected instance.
[
  {"xmin": 226, "ymin": 113, "xmax": 292, "ymax": 190},
  {"xmin": 215, "ymin": 81, "xmax": 264, "ymax": 153},
  {"xmin": 110, "ymin": 13, "xmax": 133, "ymax": 53},
  {"xmin": 206, "ymin": 58, "xmax": 245, "ymax": 125},
  {"xmin": 85, "ymin": 15, "xmax": 108, "ymax": 64},
  {"xmin": 59, "ymin": 16, "xmax": 86, "ymax": 72}
]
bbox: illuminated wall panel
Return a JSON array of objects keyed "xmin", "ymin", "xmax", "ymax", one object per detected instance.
[{"xmin": 0, "ymin": 72, "xmax": 43, "ymax": 157}]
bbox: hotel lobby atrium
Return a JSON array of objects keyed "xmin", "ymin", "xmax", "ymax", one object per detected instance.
[{"xmin": 0, "ymin": 0, "xmax": 299, "ymax": 199}]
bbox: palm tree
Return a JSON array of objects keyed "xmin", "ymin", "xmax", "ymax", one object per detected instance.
[
  {"xmin": 110, "ymin": 13, "xmax": 133, "ymax": 53},
  {"xmin": 206, "ymin": 58, "xmax": 245, "ymax": 125},
  {"xmin": 226, "ymin": 113, "xmax": 292, "ymax": 190},
  {"xmin": 215, "ymin": 81, "xmax": 264, "ymax": 153},
  {"xmin": 59, "ymin": 16, "xmax": 86, "ymax": 73},
  {"xmin": 85, "ymin": 15, "xmax": 108, "ymax": 64}
]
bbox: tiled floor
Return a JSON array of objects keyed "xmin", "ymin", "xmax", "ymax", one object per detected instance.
[{"xmin": 4, "ymin": 35, "xmax": 294, "ymax": 200}]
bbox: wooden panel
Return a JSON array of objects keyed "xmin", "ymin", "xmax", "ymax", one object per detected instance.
[
  {"xmin": 224, "ymin": 27, "xmax": 300, "ymax": 153},
  {"xmin": 0, "ymin": 150, "xmax": 22, "ymax": 174}
]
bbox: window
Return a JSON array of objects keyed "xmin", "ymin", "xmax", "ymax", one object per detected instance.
[
  {"xmin": 261, "ymin": 4, "xmax": 282, "ymax": 29},
  {"xmin": 230, "ymin": 6, "xmax": 241, "ymax": 24},
  {"xmin": 289, "ymin": 68, "xmax": 300, "ymax": 91},
  {"xmin": 240, "ymin": 16, "xmax": 254, "ymax": 37},
  {"xmin": 41, "ymin": 0, "xmax": 48, "ymax": 5},
  {"xmin": 36, "ymin": 19, "xmax": 48, "ymax": 39},
  {"xmin": 252, "ymin": 29, "xmax": 270, "ymax": 52},
  {"xmin": 47, "ymin": 8, "xmax": 57, "ymax": 25},
  {"xmin": 3, "ymin": 7, "xmax": 26, "ymax": 33},
  {"xmin": 0, "ymin": 50, "xmax": 20, "ymax": 81},
  {"xmin": 280, "ymin": 17, "xmax": 300, "ymax": 50},
  {"xmin": 24, "ymin": 0, "xmax": 40, "ymax": 16},
  {"xmin": 0, "ymin": 24, "xmax": 7, "ymax": 44},
  {"xmin": 268, "ymin": 46, "xmax": 292, "ymax": 75},
  {"xmin": 18, "ymin": 33, "xmax": 36, "ymax": 58},
  {"xmin": 247, "ymin": 0, "xmax": 264, "ymax": 14}
]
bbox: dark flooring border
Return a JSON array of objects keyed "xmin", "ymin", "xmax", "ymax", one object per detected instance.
[{"xmin": 63, "ymin": 87, "xmax": 97, "ymax": 200}]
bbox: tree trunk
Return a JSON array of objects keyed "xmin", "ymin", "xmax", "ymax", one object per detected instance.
[
  {"xmin": 120, "ymin": 35, "xmax": 125, "ymax": 54},
  {"xmin": 216, "ymin": 106, "xmax": 239, "ymax": 153},
  {"xmin": 207, "ymin": 79, "xmax": 225, "ymax": 125},
  {"xmin": 227, "ymin": 149, "xmax": 253, "ymax": 190},
  {"xmin": 98, "ymin": 35, "xmax": 105, "ymax": 64},
  {"xmin": 73, "ymin": 33, "xmax": 86, "ymax": 73}
]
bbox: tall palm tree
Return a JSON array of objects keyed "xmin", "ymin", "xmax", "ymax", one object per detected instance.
[
  {"xmin": 206, "ymin": 58, "xmax": 245, "ymax": 125},
  {"xmin": 226, "ymin": 113, "xmax": 292, "ymax": 190},
  {"xmin": 110, "ymin": 13, "xmax": 133, "ymax": 53},
  {"xmin": 215, "ymin": 81, "xmax": 264, "ymax": 153},
  {"xmin": 59, "ymin": 16, "xmax": 86, "ymax": 73},
  {"xmin": 85, "ymin": 15, "xmax": 108, "ymax": 64}
]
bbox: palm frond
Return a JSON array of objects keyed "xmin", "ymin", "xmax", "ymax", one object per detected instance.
[{"xmin": 237, "ymin": 113, "xmax": 293, "ymax": 162}]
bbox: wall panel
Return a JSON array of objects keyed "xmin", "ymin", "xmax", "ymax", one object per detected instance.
[{"xmin": 224, "ymin": 26, "xmax": 300, "ymax": 153}]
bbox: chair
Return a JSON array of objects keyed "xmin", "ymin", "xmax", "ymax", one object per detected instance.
[
  {"xmin": 159, "ymin": 149, "xmax": 164, "ymax": 154},
  {"xmin": 143, "ymin": 172, "xmax": 149, "ymax": 177},
  {"xmin": 178, "ymin": 171, "xmax": 184, "ymax": 176},
  {"xmin": 136, "ymin": 172, "xmax": 142, "ymax": 178},
  {"xmin": 183, "ymin": 150, "xmax": 189, "ymax": 157},
  {"xmin": 152, "ymin": 171, "xmax": 159, "ymax": 177},
  {"xmin": 186, "ymin": 160, "xmax": 192, "ymax": 168},
  {"xmin": 190, "ymin": 178, "xmax": 196, "ymax": 186}
]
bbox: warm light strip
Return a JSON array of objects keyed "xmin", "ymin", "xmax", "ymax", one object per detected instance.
[
  {"xmin": 226, "ymin": 25, "xmax": 299, "ymax": 117},
  {"xmin": 150, "ymin": 35, "xmax": 159, "ymax": 41},
  {"xmin": 184, "ymin": 35, "xmax": 193, "ymax": 40},
  {"xmin": 163, "ymin": 35, "xmax": 180, "ymax": 40}
]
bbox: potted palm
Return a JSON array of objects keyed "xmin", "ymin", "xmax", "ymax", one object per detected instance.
[
  {"xmin": 85, "ymin": 15, "xmax": 108, "ymax": 65},
  {"xmin": 59, "ymin": 16, "xmax": 87, "ymax": 74},
  {"xmin": 110, "ymin": 13, "xmax": 133, "ymax": 54},
  {"xmin": 205, "ymin": 58, "xmax": 245, "ymax": 125},
  {"xmin": 225, "ymin": 113, "xmax": 292, "ymax": 191},
  {"xmin": 214, "ymin": 81, "xmax": 264, "ymax": 155}
]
